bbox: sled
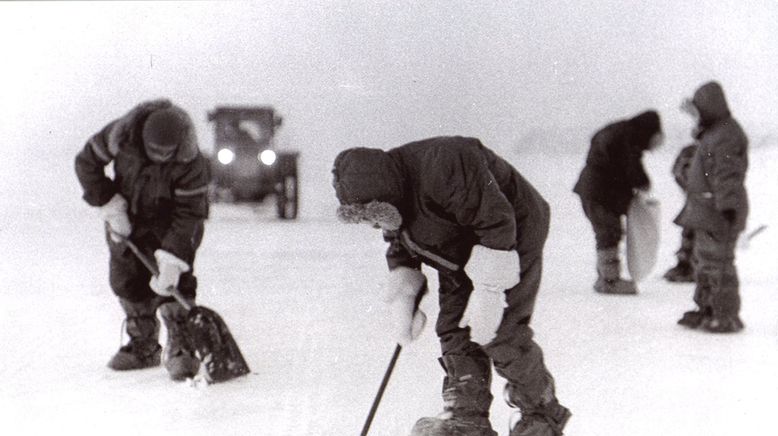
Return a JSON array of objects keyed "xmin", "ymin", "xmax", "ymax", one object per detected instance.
[
  {"xmin": 122, "ymin": 237, "xmax": 251, "ymax": 383},
  {"xmin": 626, "ymin": 194, "xmax": 660, "ymax": 282}
]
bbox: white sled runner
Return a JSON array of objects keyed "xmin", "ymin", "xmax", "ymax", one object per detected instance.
[{"xmin": 626, "ymin": 194, "xmax": 660, "ymax": 282}]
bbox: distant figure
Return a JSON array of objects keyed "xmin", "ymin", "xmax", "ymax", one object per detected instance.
[
  {"xmin": 573, "ymin": 111, "xmax": 664, "ymax": 294},
  {"xmin": 332, "ymin": 137, "xmax": 570, "ymax": 436},
  {"xmin": 75, "ymin": 99, "xmax": 210, "ymax": 379},
  {"xmin": 675, "ymin": 81, "xmax": 749, "ymax": 333},
  {"xmin": 663, "ymin": 143, "xmax": 699, "ymax": 283}
]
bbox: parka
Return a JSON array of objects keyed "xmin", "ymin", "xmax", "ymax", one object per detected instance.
[
  {"xmin": 573, "ymin": 111, "xmax": 661, "ymax": 215},
  {"xmin": 675, "ymin": 82, "xmax": 749, "ymax": 233},
  {"xmin": 75, "ymin": 99, "xmax": 209, "ymax": 263},
  {"xmin": 333, "ymin": 136, "xmax": 550, "ymax": 272}
]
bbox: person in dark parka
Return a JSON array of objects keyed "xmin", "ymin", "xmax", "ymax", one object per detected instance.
[
  {"xmin": 75, "ymin": 99, "xmax": 210, "ymax": 379},
  {"xmin": 333, "ymin": 137, "xmax": 570, "ymax": 436},
  {"xmin": 675, "ymin": 81, "xmax": 748, "ymax": 333},
  {"xmin": 573, "ymin": 110, "xmax": 664, "ymax": 294},
  {"xmin": 663, "ymin": 143, "xmax": 699, "ymax": 282}
]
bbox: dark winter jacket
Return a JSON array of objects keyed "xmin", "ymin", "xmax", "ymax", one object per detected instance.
[
  {"xmin": 675, "ymin": 82, "xmax": 748, "ymax": 233},
  {"xmin": 573, "ymin": 111, "xmax": 661, "ymax": 215},
  {"xmin": 333, "ymin": 136, "xmax": 550, "ymax": 272},
  {"xmin": 672, "ymin": 143, "xmax": 698, "ymax": 190},
  {"xmin": 75, "ymin": 99, "xmax": 209, "ymax": 263}
]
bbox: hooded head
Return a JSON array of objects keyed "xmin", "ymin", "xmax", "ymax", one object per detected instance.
[
  {"xmin": 332, "ymin": 147, "xmax": 404, "ymax": 230},
  {"xmin": 141, "ymin": 106, "xmax": 198, "ymax": 163},
  {"xmin": 628, "ymin": 110, "xmax": 663, "ymax": 151},
  {"xmin": 691, "ymin": 81, "xmax": 731, "ymax": 127}
]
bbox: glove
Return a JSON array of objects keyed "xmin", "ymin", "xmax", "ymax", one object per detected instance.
[
  {"xmin": 458, "ymin": 287, "xmax": 506, "ymax": 345},
  {"xmin": 464, "ymin": 245, "xmax": 520, "ymax": 292},
  {"xmin": 149, "ymin": 250, "xmax": 190, "ymax": 296},
  {"xmin": 100, "ymin": 194, "xmax": 132, "ymax": 242},
  {"xmin": 383, "ymin": 266, "xmax": 427, "ymax": 346},
  {"xmin": 722, "ymin": 209, "xmax": 737, "ymax": 224}
]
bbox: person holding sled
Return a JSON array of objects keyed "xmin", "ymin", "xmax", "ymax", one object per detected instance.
[
  {"xmin": 75, "ymin": 99, "xmax": 210, "ymax": 379},
  {"xmin": 663, "ymin": 142, "xmax": 699, "ymax": 283},
  {"xmin": 332, "ymin": 137, "xmax": 570, "ymax": 436},
  {"xmin": 675, "ymin": 81, "xmax": 749, "ymax": 333},
  {"xmin": 573, "ymin": 110, "xmax": 664, "ymax": 294}
]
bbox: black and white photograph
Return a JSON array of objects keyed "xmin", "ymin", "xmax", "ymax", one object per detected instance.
[{"xmin": 1, "ymin": 1, "xmax": 777, "ymax": 435}]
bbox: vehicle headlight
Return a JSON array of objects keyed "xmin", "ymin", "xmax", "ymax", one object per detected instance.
[
  {"xmin": 217, "ymin": 148, "xmax": 235, "ymax": 165},
  {"xmin": 259, "ymin": 149, "xmax": 277, "ymax": 166}
]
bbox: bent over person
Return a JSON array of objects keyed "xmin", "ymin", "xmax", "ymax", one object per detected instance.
[
  {"xmin": 573, "ymin": 110, "xmax": 664, "ymax": 294},
  {"xmin": 75, "ymin": 99, "xmax": 210, "ymax": 380},
  {"xmin": 332, "ymin": 137, "xmax": 570, "ymax": 436}
]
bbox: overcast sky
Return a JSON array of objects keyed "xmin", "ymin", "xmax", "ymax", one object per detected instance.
[{"xmin": 1, "ymin": 1, "xmax": 777, "ymax": 208}]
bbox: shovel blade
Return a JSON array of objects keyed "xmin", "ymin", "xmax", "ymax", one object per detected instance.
[{"xmin": 186, "ymin": 306, "xmax": 251, "ymax": 383}]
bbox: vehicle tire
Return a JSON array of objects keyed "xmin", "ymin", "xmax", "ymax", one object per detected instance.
[{"xmin": 276, "ymin": 168, "xmax": 298, "ymax": 220}]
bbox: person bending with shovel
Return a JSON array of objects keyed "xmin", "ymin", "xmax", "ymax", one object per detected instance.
[
  {"xmin": 75, "ymin": 99, "xmax": 209, "ymax": 380},
  {"xmin": 333, "ymin": 137, "xmax": 570, "ymax": 436}
]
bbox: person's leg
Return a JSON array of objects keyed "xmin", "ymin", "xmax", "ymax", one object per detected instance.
[
  {"xmin": 484, "ymin": 250, "xmax": 570, "ymax": 436},
  {"xmin": 697, "ymin": 231, "xmax": 742, "ymax": 332},
  {"xmin": 106, "ymin": 235, "xmax": 162, "ymax": 370},
  {"xmin": 679, "ymin": 230, "xmax": 742, "ymax": 332},
  {"xmin": 581, "ymin": 200, "xmax": 635, "ymax": 294},
  {"xmin": 410, "ymin": 271, "xmax": 496, "ymax": 436},
  {"xmin": 664, "ymin": 227, "xmax": 696, "ymax": 282},
  {"xmin": 158, "ymin": 280, "xmax": 200, "ymax": 381}
]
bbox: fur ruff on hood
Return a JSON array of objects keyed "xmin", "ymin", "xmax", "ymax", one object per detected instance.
[
  {"xmin": 106, "ymin": 99, "xmax": 200, "ymax": 163},
  {"xmin": 336, "ymin": 200, "xmax": 402, "ymax": 231}
]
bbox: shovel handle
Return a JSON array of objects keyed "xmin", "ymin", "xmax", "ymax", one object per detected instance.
[{"xmin": 115, "ymin": 233, "xmax": 193, "ymax": 311}]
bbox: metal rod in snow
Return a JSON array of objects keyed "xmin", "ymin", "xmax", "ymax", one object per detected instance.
[{"xmin": 360, "ymin": 344, "xmax": 402, "ymax": 436}]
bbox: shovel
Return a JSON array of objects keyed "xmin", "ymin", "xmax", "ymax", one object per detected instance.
[{"xmin": 121, "ymin": 236, "xmax": 251, "ymax": 383}]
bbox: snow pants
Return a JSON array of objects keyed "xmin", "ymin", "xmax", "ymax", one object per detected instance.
[
  {"xmin": 106, "ymin": 229, "xmax": 198, "ymax": 303},
  {"xmin": 692, "ymin": 229, "xmax": 740, "ymax": 318},
  {"xmin": 580, "ymin": 199, "xmax": 622, "ymax": 250},
  {"xmin": 676, "ymin": 227, "xmax": 696, "ymax": 264},
  {"xmin": 435, "ymin": 233, "xmax": 556, "ymax": 411}
]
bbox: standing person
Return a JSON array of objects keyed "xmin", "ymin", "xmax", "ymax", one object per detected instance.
[
  {"xmin": 675, "ymin": 81, "xmax": 748, "ymax": 333},
  {"xmin": 573, "ymin": 110, "xmax": 664, "ymax": 294},
  {"xmin": 75, "ymin": 99, "xmax": 210, "ymax": 379},
  {"xmin": 663, "ymin": 143, "xmax": 699, "ymax": 283},
  {"xmin": 332, "ymin": 137, "xmax": 570, "ymax": 436}
]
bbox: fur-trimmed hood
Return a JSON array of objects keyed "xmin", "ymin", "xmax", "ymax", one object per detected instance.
[
  {"xmin": 107, "ymin": 99, "xmax": 200, "ymax": 163},
  {"xmin": 332, "ymin": 147, "xmax": 404, "ymax": 206}
]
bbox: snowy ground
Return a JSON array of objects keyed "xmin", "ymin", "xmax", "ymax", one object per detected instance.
[{"xmin": 1, "ymin": 140, "xmax": 777, "ymax": 436}]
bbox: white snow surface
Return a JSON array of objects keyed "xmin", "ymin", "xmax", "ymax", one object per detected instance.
[{"xmin": 1, "ymin": 140, "xmax": 777, "ymax": 436}]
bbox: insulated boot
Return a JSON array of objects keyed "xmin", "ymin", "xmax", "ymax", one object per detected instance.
[
  {"xmin": 505, "ymin": 374, "xmax": 571, "ymax": 436},
  {"xmin": 663, "ymin": 260, "xmax": 695, "ymax": 283},
  {"xmin": 594, "ymin": 248, "xmax": 637, "ymax": 295},
  {"xmin": 703, "ymin": 315, "xmax": 744, "ymax": 333},
  {"xmin": 108, "ymin": 298, "xmax": 162, "ymax": 370},
  {"xmin": 677, "ymin": 309, "xmax": 711, "ymax": 329},
  {"xmin": 159, "ymin": 301, "xmax": 200, "ymax": 380},
  {"xmin": 664, "ymin": 229, "xmax": 696, "ymax": 283},
  {"xmin": 410, "ymin": 354, "xmax": 497, "ymax": 436}
]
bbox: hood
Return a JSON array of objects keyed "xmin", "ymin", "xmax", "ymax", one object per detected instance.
[
  {"xmin": 627, "ymin": 110, "xmax": 662, "ymax": 151},
  {"xmin": 692, "ymin": 81, "xmax": 731, "ymax": 127},
  {"xmin": 107, "ymin": 98, "xmax": 200, "ymax": 163},
  {"xmin": 332, "ymin": 147, "xmax": 404, "ymax": 206}
]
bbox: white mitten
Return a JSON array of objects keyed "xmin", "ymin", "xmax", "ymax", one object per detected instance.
[
  {"xmin": 383, "ymin": 266, "xmax": 427, "ymax": 345},
  {"xmin": 100, "ymin": 194, "xmax": 132, "ymax": 241},
  {"xmin": 464, "ymin": 245, "xmax": 520, "ymax": 291},
  {"xmin": 458, "ymin": 288, "xmax": 506, "ymax": 345},
  {"xmin": 149, "ymin": 250, "xmax": 190, "ymax": 296}
]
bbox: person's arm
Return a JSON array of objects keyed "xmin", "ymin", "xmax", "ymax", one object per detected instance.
[
  {"xmin": 75, "ymin": 120, "xmax": 120, "ymax": 206},
  {"xmin": 709, "ymin": 131, "xmax": 748, "ymax": 213},
  {"xmin": 624, "ymin": 142, "xmax": 650, "ymax": 191},
  {"xmin": 159, "ymin": 155, "xmax": 210, "ymax": 262}
]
